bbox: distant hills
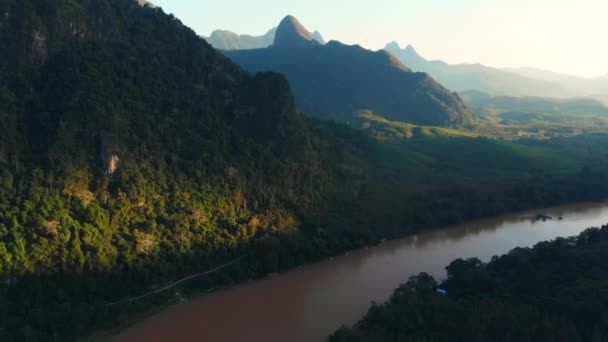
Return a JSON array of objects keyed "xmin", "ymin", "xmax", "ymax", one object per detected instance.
[
  {"xmin": 203, "ymin": 26, "xmax": 325, "ymax": 50},
  {"xmin": 224, "ymin": 16, "xmax": 474, "ymax": 128},
  {"xmin": 505, "ymin": 67, "xmax": 608, "ymax": 97},
  {"xmin": 460, "ymin": 90, "xmax": 608, "ymax": 117},
  {"xmin": 385, "ymin": 42, "xmax": 608, "ymax": 99},
  {"xmin": 460, "ymin": 90, "xmax": 608, "ymax": 139},
  {"xmin": 204, "ymin": 25, "xmax": 607, "ymax": 100},
  {"xmin": 384, "ymin": 42, "xmax": 571, "ymax": 98},
  {"xmin": 204, "ymin": 28, "xmax": 277, "ymax": 50}
]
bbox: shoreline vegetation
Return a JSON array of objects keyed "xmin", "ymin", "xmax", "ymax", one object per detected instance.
[
  {"xmin": 102, "ymin": 201, "xmax": 606, "ymax": 342},
  {"xmin": 329, "ymin": 224, "xmax": 608, "ymax": 342}
]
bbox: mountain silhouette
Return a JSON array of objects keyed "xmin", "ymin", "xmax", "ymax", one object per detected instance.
[
  {"xmin": 385, "ymin": 42, "xmax": 575, "ymax": 98},
  {"xmin": 203, "ymin": 18, "xmax": 325, "ymax": 50},
  {"xmin": 225, "ymin": 16, "xmax": 474, "ymax": 127}
]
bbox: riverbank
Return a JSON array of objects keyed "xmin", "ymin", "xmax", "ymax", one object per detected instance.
[
  {"xmin": 111, "ymin": 202, "xmax": 608, "ymax": 342},
  {"xmin": 330, "ymin": 222, "xmax": 608, "ymax": 342}
]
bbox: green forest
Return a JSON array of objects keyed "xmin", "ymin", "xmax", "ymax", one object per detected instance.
[
  {"xmin": 329, "ymin": 225, "xmax": 608, "ymax": 342},
  {"xmin": 1, "ymin": 1, "xmax": 608, "ymax": 341}
]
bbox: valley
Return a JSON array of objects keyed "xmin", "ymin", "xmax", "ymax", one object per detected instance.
[
  {"xmin": 0, "ymin": 1, "xmax": 607, "ymax": 342},
  {"xmin": 114, "ymin": 203, "xmax": 608, "ymax": 342}
]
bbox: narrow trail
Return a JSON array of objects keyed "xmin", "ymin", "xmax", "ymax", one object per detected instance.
[{"xmin": 104, "ymin": 257, "xmax": 244, "ymax": 307}]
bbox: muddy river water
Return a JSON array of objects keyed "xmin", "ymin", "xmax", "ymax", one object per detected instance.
[{"xmin": 113, "ymin": 202, "xmax": 608, "ymax": 342}]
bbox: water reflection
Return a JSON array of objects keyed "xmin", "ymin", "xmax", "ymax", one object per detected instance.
[{"xmin": 113, "ymin": 202, "xmax": 608, "ymax": 342}]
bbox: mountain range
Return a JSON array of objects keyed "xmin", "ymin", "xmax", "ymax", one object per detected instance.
[
  {"xmin": 385, "ymin": 42, "xmax": 608, "ymax": 99},
  {"xmin": 203, "ymin": 26, "xmax": 325, "ymax": 50},
  {"xmin": 210, "ymin": 23, "xmax": 607, "ymax": 103},
  {"xmin": 224, "ymin": 16, "xmax": 474, "ymax": 128},
  {"xmin": 384, "ymin": 42, "xmax": 572, "ymax": 98},
  {"xmin": 505, "ymin": 67, "xmax": 608, "ymax": 97}
]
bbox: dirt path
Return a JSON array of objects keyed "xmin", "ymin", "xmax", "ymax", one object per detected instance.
[{"xmin": 104, "ymin": 257, "xmax": 244, "ymax": 307}]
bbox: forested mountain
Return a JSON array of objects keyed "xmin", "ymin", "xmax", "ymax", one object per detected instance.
[
  {"xmin": 0, "ymin": 0, "xmax": 374, "ymax": 276},
  {"xmin": 0, "ymin": 1, "xmax": 366, "ymax": 339},
  {"xmin": 384, "ymin": 42, "xmax": 572, "ymax": 98},
  {"xmin": 330, "ymin": 225, "xmax": 608, "ymax": 342},
  {"xmin": 225, "ymin": 16, "xmax": 475, "ymax": 128},
  {"xmin": 2, "ymin": 1, "xmax": 608, "ymax": 341},
  {"xmin": 203, "ymin": 26, "xmax": 325, "ymax": 50}
]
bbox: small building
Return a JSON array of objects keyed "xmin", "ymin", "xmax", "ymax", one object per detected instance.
[{"xmin": 436, "ymin": 288, "xmax": 447, "ymax": 295}]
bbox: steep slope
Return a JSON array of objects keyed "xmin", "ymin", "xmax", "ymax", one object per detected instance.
[
  {"xmin": 226, "ymin": 16, "xmax": 474, "ymax": 128},
  {"xmin": 385, "ymin": 42, "xmax": 571, "ymax": 98},
  {"xmin": 0, "ymin": 0, "xmax": 367, "ymax": 298},
  {"xmin": 0, "ymin": 1, "xmax": 370, "ymax": 339},
  {"xmin": 0, "ymin": 2, "xmax": 327, "ymax": 177}
]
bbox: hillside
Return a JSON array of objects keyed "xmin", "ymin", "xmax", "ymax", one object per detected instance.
[
  {"xmin": 0, "ymin": 1, "xmax": 359, "ymax": 216},
  {"xmin": 385, "ymin": 42, "xmax": 572, "ymax": 98},
  {"xmin": 225, "ymin": 16, "xmax": 475, "ymax": 128},
  {"xmin": 0, "ymin": 1, "xmax": 368, "ymax": 339},
  {"xmin": 0, "ymin": 0, "xmax": 376, "ymax": 272},
  {"xmin": 338, "ymin": 110, "xmax": 478, "ymax": 141}
]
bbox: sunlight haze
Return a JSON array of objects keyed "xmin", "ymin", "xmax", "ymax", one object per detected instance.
[{"xmin": 152, "ymin": 0, "xmax": 608, "ymax": 78}]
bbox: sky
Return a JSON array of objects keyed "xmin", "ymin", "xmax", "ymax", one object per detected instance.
[{"xmin": 151, "ymin": 0, "xmax": 608, "ymax": 78}]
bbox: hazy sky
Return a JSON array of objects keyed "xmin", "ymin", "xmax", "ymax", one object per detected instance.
[{"xmin": 152, "ymin": 0, "xmax": 607, "ymax": 78}]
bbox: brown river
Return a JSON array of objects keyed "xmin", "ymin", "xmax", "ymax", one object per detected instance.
[{"xmin": 112, "ymin": 202, "xmax": 608, "ymax": 342}]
